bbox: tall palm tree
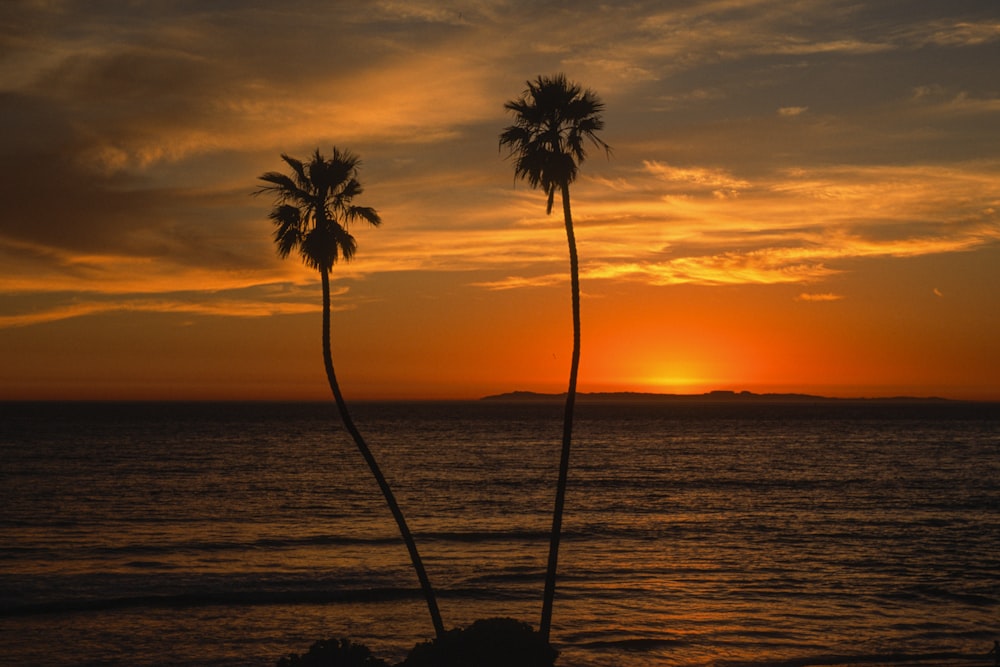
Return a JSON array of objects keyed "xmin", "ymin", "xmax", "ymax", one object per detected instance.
[
  {"xmin": 256, "ymin": 148, "xmax": 445, "ymax": 640},
  {"xmin": 500, "ymin": 74, "xmax": 610, "ymax": 642}
]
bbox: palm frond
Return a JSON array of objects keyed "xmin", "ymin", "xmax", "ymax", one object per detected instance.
[
  {"xmin": 330, "ymin": 147, "xmax": 361, "ymax": 171},
  {"xmin": 256, "ymin": 147, "xmax": 380, "ymax": 271},
  {"xmin": 500, "ymin": 73, "xmax": 609, "ymax": 211},
  {"xmin": 255, "ymin": 172, "xmax": 299, "ymax": 197},
  {"xmin": 347, "ymin": 205, "xmax": 381, "ymax": 227},
  {"xmin": 499, "ymin": 125, "xmax": 531, "ymax": 156},
  {"xmin": 273, "ymin": 224, "xmax": 302, "ymax": 259},
  {"xmin": 267, "ymin": 204, "xmax": 302, "ymax": 258},
  {"xmin": 334, "ymin": 225, "xmax": 358, "ymax": 261},
  {"xmin": 281, "ymin": 154, "xmax": 310, "ymax": 191},
  {"xmin": 340, "ymin": 177, "xmax": 364, "ymax": 201},
  {"xmin": 268, "ymin": 203, "xmax": 301, "ymax": 225}
]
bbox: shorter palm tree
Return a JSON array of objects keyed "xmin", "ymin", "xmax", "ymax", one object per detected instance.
[{"xmin": 256, "ymin": 148, "xmax": 445, "ymax": 639}]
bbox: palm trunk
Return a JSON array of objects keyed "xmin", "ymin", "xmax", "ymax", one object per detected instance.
[
  {"xmin": 320, "ymin": 268, "xmax": 445, "ymax": 640},
  {"xmin": 540, "ymin": 182, "xmax": 580, "ymax": 642}
]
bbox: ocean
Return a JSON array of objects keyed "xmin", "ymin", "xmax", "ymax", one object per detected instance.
[{"xmin": 1, "ymin": 399, "xmax": 998, "ymax": 666}]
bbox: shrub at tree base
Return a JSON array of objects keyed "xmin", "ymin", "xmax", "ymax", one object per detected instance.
[
  {"xmin": 399, "ymin": 617, "xmax": 558, "ymax": 667},
  {"xmin": 276, "ymin": 637, "xmax": 389, "ymax": 667},
  {"xmin": 276, "ymin": 618, "xmax": 556, "ymax": 667}
]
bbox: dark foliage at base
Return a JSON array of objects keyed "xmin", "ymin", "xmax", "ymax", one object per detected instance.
[
  {"xmin": 276, "ymin": 618, "xmax": 556, "ymax": 667},
  {"xmin": 399, "ymin": 617, "xmax": 558, "ymax": 667},
  {"xmin": 276, "ymin": 637, "xmax": 390, "ymax": 667}
]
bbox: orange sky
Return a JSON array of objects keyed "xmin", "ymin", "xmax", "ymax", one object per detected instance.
[{"xmin": 1, "ymin": 2, "xmax": 998, "ymax": 401}]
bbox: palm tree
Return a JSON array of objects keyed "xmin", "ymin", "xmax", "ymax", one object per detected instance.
[
  {"xmin": 256, "ymin": 148, "xmax": 445, "ymax": 639},
  {"xmin": 499, "ymin": 74, "xmax": 610, "ymax": 642}
]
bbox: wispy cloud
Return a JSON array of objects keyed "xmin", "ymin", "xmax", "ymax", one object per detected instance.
[
  {"xmin": 778, "ymin": 106, "xmax": 808, "ymax": 117},
  {"xmin": 914, "ymin": 20, "xmax": 1000, "ymax": 47},
  {"xmin": 909, "ymin": 88, "xmax": 1000, "ymax": 116},
  {"xmin": 643, "ymin": 160, "xmax": 751, "ymax": 198},
  {"xmin": 0, "ymin": 295, "xmax": 322, "ymax": 330},
  {"xmin": 469, "ymin": 273, "xmax": 567, "ymax": 290},
  {"xmin": 796, "ymin": 292, "xmax": 844, "ymax": 302},
  {"xmin": 528, "ymin": 160, "xmax": 1000, "ymax": 288},
  {"xmin": 585, "ymin": 250, "xmax": 839, "ymax": 287}
]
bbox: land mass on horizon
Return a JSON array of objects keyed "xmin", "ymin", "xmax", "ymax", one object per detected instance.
[{"xmin": 481, "ymin": 390, "xmax": 960, "ymax": 403}]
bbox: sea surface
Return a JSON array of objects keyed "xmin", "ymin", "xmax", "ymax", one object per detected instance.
[{"xmin": 1, "ymin": 399, "xmax": 998, "ymax": 666}]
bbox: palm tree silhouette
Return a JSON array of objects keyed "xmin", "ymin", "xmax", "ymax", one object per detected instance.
[
  {"xmin": 500, "ymin": 75, "xmax": 610, "ymax": 641},
  {"xmin": 256, "ymin": 148, "xmax": 445, "ymax": 640}
]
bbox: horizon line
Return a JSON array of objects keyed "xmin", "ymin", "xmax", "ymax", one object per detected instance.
[{"xmin": 3, "ymin": 388, "xmax": 999, "ymax": 404}]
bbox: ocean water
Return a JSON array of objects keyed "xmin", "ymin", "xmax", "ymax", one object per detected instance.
[{"xmin": 1, "ymin": 399, "xmax": 998, "ymax": 667}]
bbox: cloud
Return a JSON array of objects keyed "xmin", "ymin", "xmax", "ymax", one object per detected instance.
[
  {"xmin": 585, "ymin": 251, "xmax": 839, "ymax": 287},
  {"xmin": 796, "ymin": 292, "xmax": 844, "ymax": 302},
  {"xmin": 367, "ymin": 1, "xmax": 470, "ymax": 25},
  {"xmin": 778, "ymin": 106, "xmax": 808, "ymax": 116},
  {"xmin": 543, "ymin": 159, "xmax": 1000, "ymax": 288},
  {"xmin": 3, "ymin": 1, "xmax": 505, "ymax": 177},
  {"xmin": 0, "ymin": 280, "xmax": 343, "ymax": 330},
  {"xmin": 0, "ymin": 295, "xmax": 321, "ymax": 330},
  {"xmin": 917, "ymin": 20, "xmax": 1000, "ymax": 47},
  {"xmin": 909, "ymin": 85, "xmax": 1000, "ymax": 118},
  {"xmin": 470, "ymin": 273, "xmax": 566, "ymax": 291},
  {"xmin": 643, "ymin": 160, "xmax": 751, "ymax": 198},
  {"xmin": 2, "ymin": 0, "xmax": 998, "ymax": 312}
]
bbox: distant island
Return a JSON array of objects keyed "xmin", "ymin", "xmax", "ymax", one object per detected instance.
[{"xmin": 481, "ymin": 390, "xmax": 959, "ymax": 403}]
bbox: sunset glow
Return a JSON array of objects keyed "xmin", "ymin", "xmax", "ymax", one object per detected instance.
[{"xmin": 1, "ymin": 1, "xmax": 998, "ymax": 400}]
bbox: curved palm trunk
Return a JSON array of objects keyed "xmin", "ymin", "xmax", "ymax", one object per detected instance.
[
  {"xmin": 540, "ymin": 182, "xmax": 580, "ymax": 642},
  {"xmin": 320, "ymin": 269, "xmax": 445, "ymax": 640}
]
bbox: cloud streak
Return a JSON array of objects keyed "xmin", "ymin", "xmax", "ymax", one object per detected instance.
[{"xmin": 0, "ymin": 294, "xmax": 321, "ymax": 330}]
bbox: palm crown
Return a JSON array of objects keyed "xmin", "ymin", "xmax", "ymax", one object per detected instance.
[
  {"xmin": 500, "ymin": 74, "xmax": 609, "ymax": 214},
  {"xmin": 257, "ymin": 148, "xmax": 381, "ymax": 271}
]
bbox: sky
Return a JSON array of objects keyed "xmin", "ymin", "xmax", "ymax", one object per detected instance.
[{"xmin": 1, "ymin": 0, "xmax": 998, "ymax": 401}]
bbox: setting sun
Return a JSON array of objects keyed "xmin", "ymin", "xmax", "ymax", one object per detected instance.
[{"xmin": 636, "ymin": 375, "xmax": 719, "ymax": 396}]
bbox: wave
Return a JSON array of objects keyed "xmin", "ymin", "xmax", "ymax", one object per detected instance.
[
  {"xmin": 11, "ymin": 534, "xmax": 409, "ymax": 560},
  {"xmin": 877, "ymin": 585, "xmax": 997, "ymax": 607},
  {"xmin": 2, "ymin": 529, "xmax": 556, "ymax": 563},
  {"xmin": 421, "ymin": 529, "xmax": 549, "ymax": 543},
  {"xmin": 577, "ymin": 637, "xmax": 692, "ymax": 651},
  {"xmin": 0, "ymin": 587, "xmax": 425, "ymax": 618},
  {"xmin": 0, "ymin": 583, "xmax": 544, "ymax": 619},
  {"xmin": 713, "ymin": 651, "xmax": 983, "ymax": 666}
]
